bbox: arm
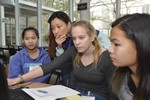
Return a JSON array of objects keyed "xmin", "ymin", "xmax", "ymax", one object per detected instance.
[
  {"xmin": 56, "ymin": 47, "xmax": 64, "ymax": 56},
  {"xmin": 42, "ymin": 46, "xmax": 76, "ymax": 75},
  {"xmin": 55, "ymin": 35, "xmax": 66, "ymax": 56},
  {"xmin": 8, "ymin": 46, "xmax": 76, "ymax": 86},
  {"xmin": 7, "ymin": 66, "xmax": 43, "ymax": 86}
]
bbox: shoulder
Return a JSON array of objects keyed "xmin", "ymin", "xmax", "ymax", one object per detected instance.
[
  {"xmin": 39, "ymin": 47, "xmax": 49, "ymax": 55},
  {"xmin": 13, "ymin": 48, "xmax": 26, "ymax": 57},
  {"xmin": 38, "ymin": 47, "xmax": 50, "ymax": 58},
  {"xmin": 66, "ymin": 46, "xmax": 77, "ymax": 52},
  {"xmin": 119, "ymin": 73, "xmax": 133, "ymax": 100},
  {"xmin": 101, "ymin": 50, "xmax": 110, "ymax": 59},
  {"xmin": 99, "ymin": 50, "xmax": 116, "ymax": 70},
  {"xmin": 61, "ymin": 46, "xmax": 77, "ymax": 58}
]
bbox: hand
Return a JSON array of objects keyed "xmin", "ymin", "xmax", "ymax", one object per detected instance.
[
  {"xmin": 7, "ymin": 78, "xmax": 20, "ymax": 86},
  {"xmin": 55, "ymin": 35, "xmax": 66, "ymax": 48}
]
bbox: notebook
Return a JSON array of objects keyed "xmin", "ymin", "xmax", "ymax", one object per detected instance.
[{"xmin": 0, "ymin": 62, "xmax": 34, "ymax": 100}]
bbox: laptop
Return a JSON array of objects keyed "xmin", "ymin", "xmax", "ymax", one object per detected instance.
[{"xmin": 0, "ymin": 62, "xmax": 34, "ymax": 100}]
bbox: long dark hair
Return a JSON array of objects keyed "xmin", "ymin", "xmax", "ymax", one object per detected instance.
[
  {"xmin": 111, "ymin": 13, "xmax": 150, "ymax": 100},
  {"xmin": 47, "ymin": 11, "xmax": 71, "ymax": 59}
]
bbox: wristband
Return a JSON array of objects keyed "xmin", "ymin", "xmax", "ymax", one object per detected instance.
[{"xmin": 18, "ymin": 75, "xmax": 24, "ymax": 83}]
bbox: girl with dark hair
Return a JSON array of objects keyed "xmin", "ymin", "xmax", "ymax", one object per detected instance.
[
  {"xmin": 47, "ymin": 11, "xmax": 74, "ymax": 86},
  {"xmin": 109, "ymin": 13, "xmax": 150, "ymax": 100},
  {"xmin": 8, "ymin": 27, "xmax": 51, "ymax": 83},
  {"xmin": 47, "ymin": 11, "xmax": 73, "ymax": 59}
]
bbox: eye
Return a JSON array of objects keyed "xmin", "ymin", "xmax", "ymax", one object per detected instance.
[
  {"xmin": 114, "ymin": 43, "xmax": 121, "ymax": 46},
  {"xmin": 79, "ymin": 36, "xmax": 85, "ymax": 39},
  {"xmin": 24, "ymin": 38, "xmax": 29, "ymax": 40},
  {"xmin": 32, "ymin": 37, "xmax": 36, "ymax": 40},
  {"xmin": 110, "ymin": 41, "xmax": 121, "ymax": 46},
  {"xmin": 51, "ymin": 27, "xmax": 55, "ymax": 30},
  {"xmin": 57, "ymin": 25, "xmax": 62, "ymax": 29}
]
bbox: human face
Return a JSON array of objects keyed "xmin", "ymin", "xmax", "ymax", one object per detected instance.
[
  {"xmin": 109, "ymin": 26, "xmax": 137, "ymax": 68},
  {"xmin": 23, "ymin": 30, "xmax": 38, "ymax": 50},
  {"xmin": 51, "ymin": 18, "xmax": 71, "ymax": 37},
  {"xmin": 71, "ymin": 26, "xmax": 94, "ymax": 53}
]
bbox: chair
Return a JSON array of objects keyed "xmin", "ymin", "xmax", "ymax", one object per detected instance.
[
  {"xmin": 0, "ymin": 54, "xmax": 8, "ymax": 65},
  {"xmin": 7, "ymin": 45, "xmax": 17, "ymax": 63},
  {"xmin": 49, "ymin": 63, "xmax": 73, "ymax": 86},
  {"xmin": 0, "ymin": 49, "xmax": 8, "ymax": 65},
  {"xmin": 49, "ymin": 69, "xmax": 62, "ymax": 85},
  {"xmin": 17, "ymin": 46, "xmax": 23, "ymax": 51},
  {"xmin": 7, "ymin": 45, "xmax": 17, "ymax": 56}
]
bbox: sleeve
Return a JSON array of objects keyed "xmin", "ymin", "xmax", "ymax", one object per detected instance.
[
  {"xmin": 41, "ymin": 46, "xmax": 76, "ymax": 75},
  {"xmin": 98, "ymin": 32, "xmax": 110, "ymax": 49},
  {"xmin": 8, "ymin": 53, "xmax": 22, "ymax": 78},
  {"xmin": 101, "ymin": 51, "xmax": 119, "ymax": 100},
  {"xmin": 55, "ymin": 47, "xmax": 64, "ymax": 57}
]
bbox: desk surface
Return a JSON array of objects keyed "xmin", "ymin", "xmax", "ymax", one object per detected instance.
[
  {"xmin": 9, "ymin": 82, "xmax": 50, "ymax": 89},
  {"xmin": 9, "ymin": 82, "xmax": 67, "ymax": 100}
]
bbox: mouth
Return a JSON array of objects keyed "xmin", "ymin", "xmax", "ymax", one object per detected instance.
[
  {"xmin": 110, "ymin": 56, "xmax": 115, "ymax": 61},
  {"xmin": 28, "ymin": 44, "xmax": 34, "ymax": 47},
  {"xmin": 76, "ymin": 46, "xmax": 82, "ymax": 50}
]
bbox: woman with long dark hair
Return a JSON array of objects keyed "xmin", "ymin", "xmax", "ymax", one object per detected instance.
[{"xmin": 109, "ymin": 13, "xmax": 150, "ymax": 100}]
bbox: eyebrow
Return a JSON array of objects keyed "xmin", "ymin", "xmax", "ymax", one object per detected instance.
[{"xmin": 109, "ymin": 37, "xmax": 119, "ymax": 42}]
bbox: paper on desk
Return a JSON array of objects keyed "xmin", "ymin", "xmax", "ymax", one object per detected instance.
[{"xmin": 22, "ymin": 85, "xmax": 80, "ymax": 100}]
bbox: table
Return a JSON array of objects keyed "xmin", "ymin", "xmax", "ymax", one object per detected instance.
[
  {"xmin": 9, "ymin": 82, "xmax": 67, "ymax": 100},
  {"xmin": 9, "ymin": 82, "xmax": 50, "ymax": 89}
]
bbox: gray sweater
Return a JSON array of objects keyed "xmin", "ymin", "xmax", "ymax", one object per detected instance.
[{"xmin": 41, "ymin": 46, "xmax": 118, "ymax": 100}]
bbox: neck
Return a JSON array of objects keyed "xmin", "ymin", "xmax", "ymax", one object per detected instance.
[
  {"xmin": 27, "ymin": 48, "xmax": 39, "ymax": 59},
  {"xmin": 83, "ymin": 44, "xmax": 95, "ymax": 56},
  {"xmin": 129, "ymin": 65, "xmax": 139, "ymax": 87},
  {"xmin": 27, "ymin": 48, "xmax": 38, "ymax": 54}
]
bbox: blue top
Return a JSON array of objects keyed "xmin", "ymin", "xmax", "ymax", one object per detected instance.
[{"xmin": 8, "ymin": 47, "xmax": 51, "ymax": 83}]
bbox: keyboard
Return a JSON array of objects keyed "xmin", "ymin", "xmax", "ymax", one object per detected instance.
[{"xmin": 9, "ymin": 88, "xmax": 34, "ymax": 100}]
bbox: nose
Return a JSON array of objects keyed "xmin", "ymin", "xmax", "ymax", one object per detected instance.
[
  {"xmin": 74, "ymin": 38, "xmax": 80, "ymax": 45},
  {"xmin": 53, "ymin": 28, "xmax": 59, "ymax": 37},
  {"xmin": 29, "ymin": 38, "xmax": 33, "ymax": 42},
  {"xmin": 108, "ymin": 44, "xmax": 113, "ymax": 54}
]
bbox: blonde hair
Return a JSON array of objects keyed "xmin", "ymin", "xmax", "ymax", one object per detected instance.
[{"xmin": 72, "ymin": 20, "xmax": 102, "ymax": 68}]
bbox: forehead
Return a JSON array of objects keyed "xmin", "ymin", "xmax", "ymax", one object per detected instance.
[
  {"xmin": 51, "ymin": 18, "xmax": 67, "ymax": 25},
  {"xmin": 24, "ymin": 30, "xmax": 36, "ymax": 37},
  {"xmin": 71, "ymin": 26, "xmax": 87, "ymax": 35},
  {"xmin": 110, "ymin": 26, "xmax": 136, "ymax": 48},
  {"xmin": 110, "ymin": 26, "xmax": 127, "ymax": 40}
]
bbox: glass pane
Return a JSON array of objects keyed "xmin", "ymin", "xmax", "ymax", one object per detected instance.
[
  {"xmin": 42, "ymin": 0, "xmax": 69, "ymax": 12},
  {"xmin": 90, "ymin": 0, "xmax": 116, "ymax": 36},
  {"xmin": 121, "ymin": 0, "xmax": 150, "ymax": 15}
]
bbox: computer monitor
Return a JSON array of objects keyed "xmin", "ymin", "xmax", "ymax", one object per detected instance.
[
  {"xmin": 0, "ymin": 62, "xmax": 10, "ymax": 100},
  {"xmin": 0, "ymin": 62, "xmax": 34, "ymax": 100}
]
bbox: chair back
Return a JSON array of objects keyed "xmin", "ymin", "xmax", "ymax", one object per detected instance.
[
  {"xmin": 18, "ymin": 46, "xmax": 24, "ymax": 51},
  {"xmin": 8, "ymin": 45, "xmax": 16, "ymax": 56}
]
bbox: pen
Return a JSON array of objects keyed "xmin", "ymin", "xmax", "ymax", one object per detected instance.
[{"xmin": 37, "ymin": 90, "xmax": 48, "ymax": 94}]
